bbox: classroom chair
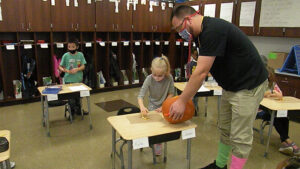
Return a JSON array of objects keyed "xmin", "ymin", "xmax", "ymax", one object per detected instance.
[{"xmin": 254, "ymin": 109, "xmax": 271, "ymax": 144}]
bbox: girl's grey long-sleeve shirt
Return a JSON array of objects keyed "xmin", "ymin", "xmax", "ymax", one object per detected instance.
[{"xmin": 138, "ymin": 75, "xmax": 174, "ymax": 111}]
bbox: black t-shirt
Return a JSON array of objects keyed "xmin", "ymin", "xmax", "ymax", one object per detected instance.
[{"xmin": 195, "ymin": 17, "xmax": 268, "ymax": 92}]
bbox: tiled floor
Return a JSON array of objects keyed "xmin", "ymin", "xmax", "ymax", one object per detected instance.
[{"xmin": 0, "ymin": 88, "xmax": 298, "ymax": 169}]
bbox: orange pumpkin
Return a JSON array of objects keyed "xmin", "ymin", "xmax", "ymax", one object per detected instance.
[{"xmin": 162, "ymin": 96, "xmax": 195, "ymax": 124}]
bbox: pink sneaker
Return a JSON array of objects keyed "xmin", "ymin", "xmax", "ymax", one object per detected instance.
[{"xmin": 154, "ymin": 144, "xmax": 162, "ymax": 156}]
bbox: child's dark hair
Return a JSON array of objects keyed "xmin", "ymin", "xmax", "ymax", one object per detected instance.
[{"xmin": 68, "ymin": 37, "xmax": 79, "ymax": 47}]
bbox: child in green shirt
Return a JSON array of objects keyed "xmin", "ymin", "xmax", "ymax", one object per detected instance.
[{"xmin": 59, "ymin": 38, "xmax": 87, "ymax": 117}]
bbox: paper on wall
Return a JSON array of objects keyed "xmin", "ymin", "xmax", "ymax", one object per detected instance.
[
  {"xmin": 115, "ymin": 1, "xmax": 119, "ymax": 13},
  {"xmin": 141, "ymin": 0, "xmax": 146, "ymax": 5},
  {"xmin": 51, "ymin": 0, "xmax": 55, "ymax": 6},
  {"xmin": 169, "ymin": 3, "xmax": 173, "ymax": 8},
  {"xmin": 0, "ymin": 5, "xmax": 2, "ymax": 21},
  {"xmin": 220, "ymin": 2, "xmax": 233, "ymax": 23},
  {"xmin": 6, "ymin": 45, "xmax": 15, "ymax": 50},
  {"xmin": 161, "ymin": 2, "xmax": 166, "ymax": 10},
  {"xmin": 40, "ymin": 43, "xmax": 48, "ymax": 48},
  {"xmin": 204, "ymin": 4, "xmax": 216, "ymax": 17},
  {"xmin": 66, "ymin": 0, "xmax": 70, "ymax": 6},
  {"xmin": 149, "ymin": 1, "xmax": 153, "ymax": 12},
  {"xmin": 74, "ymin": 0, "xmax": 78, "ymax": 7},
  {"xmin": 87, "ymin": 0, "xmax": 91, "ymax": 4},
  {"xmin": 239, "ymin": 1, "xmax": 256, "ymax": 27}
]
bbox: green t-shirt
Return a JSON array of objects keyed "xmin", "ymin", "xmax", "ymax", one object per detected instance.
[{"xmin": 60, "ymin": 51, "xmax": 86, "ymax": 83}]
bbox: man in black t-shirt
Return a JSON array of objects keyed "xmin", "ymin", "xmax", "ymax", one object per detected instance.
[{"xmin": 169, "ymin": 5, "xmax": 268, "ymax": 169}]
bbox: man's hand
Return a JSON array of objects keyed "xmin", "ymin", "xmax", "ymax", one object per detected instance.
[{"xmin": 169, "ymin": 98, "xmax": 186, "ymax": 121}]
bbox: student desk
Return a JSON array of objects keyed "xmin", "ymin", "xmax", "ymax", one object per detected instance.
[
  {"xmin": 38, "ymin": 83, "xmax": 93, "ymax": 136},
  {"xmin": 260, "ymin": 96, "xmax": 300, "ymax": 157},
  {"xmin": 107, "ymin": 111, "xmax": 197, "ymax": 169},
  {"xmin": 174, "ymin": 82, "xmax": 222, "ymax": 116},
  {"xmin": 0, "ymin": 130, "xmax": 11, "ymax": 169}
]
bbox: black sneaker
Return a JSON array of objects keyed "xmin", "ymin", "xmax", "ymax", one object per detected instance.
[{"xmin": 200, "ymin": 161, "xmax": 227, "ymax": 169}]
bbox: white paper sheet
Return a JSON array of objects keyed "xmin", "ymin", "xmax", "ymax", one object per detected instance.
[
  {"xmin": 66, "ymin": 0, "xmax": 70, "ymax": 6},
  {"xmin": 220, "ymin": 2, "xmax": 233, "ymax": 23},
  {"xmin": 161, "ymin": 2, "xmax": 166, "ymax": 10},
  {"xmin": 182, "ymin": 128, "xmax": 196, "ymax": 140},
  {"xmin": 85, "ymin": 42, "xmax": 92, "ymax": 47},
  {"xmin": 133, "ymin": 137, "xmax": 149, "ymax": 150},
  {"xmin": 145, "ymin": 41, "xmax": 151, "ymax": 45},
  {"xmin": 191, "ymin": 5, "xmax": 199, "ymax": 11},
  {"xmin": 99, "ymin": 42, "xmax": 105, "ymax": 47},
  {"xmin": 198, "ymin": 86, "xmax": 210, "ymax": 92},
  {"xmin": 277, "ymin": 110, "xmax": 288, "ymax": 118},
  {"xmin": 80, "ymin": 90, "xmax": 90, "ymax": 97},
  {"xmin": 74, "ymin": 0, "xmax": 78, "ymax": 7},
  {"xmin": 40, "ymin": 43, "xmax": 48, "ymax": 48},
  {"xmin": 87, "ymin": 0, "xmax": 91, "ymax": 4},
  {"xmin": 164, "ymin": 41, "xmax": 169, "ymax": 45},
  {"xmin": 239, "ymin": 1, "xmax": 256, "ymax": 27},
  {"xmin": 123, "ymin": 41, "xmax": 129, "ymax": 46},
  {"xmin": 6, "ymin": 45, "xmax": 15, "ymax": 50},
  {"xmin": 112, "ymin": 42, "xmax": 118, "ymax": 46},
  {"xmin": 0, "ymin": 5, "xmax": 2, "ymax": 21},
  {"xmin": 56, "ymin": 43, "xmax": 64, "ymax": 48},
  {"xmin": 51, "ymin": 0, "xmax": 55, "ymax": 6},
  {"xmin": 141, "ymin": 0, "xmax": 146, "ymax": 5},
  {"xmin": 115, "ymin": 1, "xmax": 119, "ymax": 13},
  {"xmin": 47, "ymin": 94, "xmax": 58, "ymax": 101},
  {"xmin": 24, "ymin": 44, "xmax": 32, "ymax": 49},
  {"xmin": 69, "ymin": 85, "xmax": 88, "ymax": 91},
  {"xmin": 204, "ymin": 4, "xmax": 216, "ymax": 17}
]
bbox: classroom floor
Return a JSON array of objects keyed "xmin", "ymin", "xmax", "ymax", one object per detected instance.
[{"xmin": 0, "ymin": 87, "xmax": 299, "ymax": 169}]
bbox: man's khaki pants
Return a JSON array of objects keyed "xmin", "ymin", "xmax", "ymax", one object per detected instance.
[{"xmin": 218, "ymin": 80, "xmax": 268, "ymax": 158}]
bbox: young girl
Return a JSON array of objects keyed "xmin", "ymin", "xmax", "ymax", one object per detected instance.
[
  {"xmin": 258, "ymin": 57, "xmax": 299, "ymax": 156},
  {"xmin": 137, "ymin": 55, "xmax": 174, "ymax": 155}
]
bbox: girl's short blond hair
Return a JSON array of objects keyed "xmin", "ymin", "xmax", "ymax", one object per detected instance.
[{"xmin": 151, "ymin": 55, "xmax": 171, "ymax": 76}]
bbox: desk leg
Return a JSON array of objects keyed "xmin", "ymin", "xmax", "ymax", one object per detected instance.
[
  {"xmin": 264, "ymin": 110, "xmax": 275, "ymax": 158},
  {"xmin": 41, "ymin": 96, "xmax": 45, "ymax": 127},
  {"xmin": 112, "ymin": 128, "xmax": 116, "ymax": 169},
  {"xmin": 187, "ymin": 139, "xmax": 191, "ymax": 169},
  {"xmin": 45, "ymin": 97, "xmax": 50, "ymax": 137},
  {"xmin": 87, "ymin": 96, "xmax": 93, "ymax": 130},
  {"xmin": 5, "ymin": 159, "xmax": 11, "ymax": 169},
  {"xmin": 205, "ymin": 97, "xmax": 208, "ymax": 117},
  {"xmin": 128, "ymin": 140, "xmax": 133, "ymax": 169},
  {"xmin": 164, "ymin": 142, "xmax": 167, "ymax": 163},
  {"xmin": 217, "ymin": 96, "xmax": 221, "ymax": 115}
]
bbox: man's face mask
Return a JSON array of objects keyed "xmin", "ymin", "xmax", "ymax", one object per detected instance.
[
  {"xmin": 179, "ymin": 24, "xmax": 192, "ymax": 42},
  {"xmin": 177, "ymin": 11, "xmax": 200, "ymax": 42}
]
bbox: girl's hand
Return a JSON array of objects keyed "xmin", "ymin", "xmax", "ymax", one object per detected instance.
[
  {"xmin": 140, "ymin": 106, "xmax": 149, "ymax": 116},
  {"xmin": 155, "ymin": 107, "xmax": 162, "ymax": 113}
]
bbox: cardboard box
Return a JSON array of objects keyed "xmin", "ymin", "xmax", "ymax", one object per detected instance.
[{"xmin": 267, "ymin": 52, "xmax": 288, "ymax": 70}]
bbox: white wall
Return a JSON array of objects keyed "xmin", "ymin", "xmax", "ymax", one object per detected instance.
[{"xmin": 249, "ymin": 36, "xmax": 300, "ymax": 56}]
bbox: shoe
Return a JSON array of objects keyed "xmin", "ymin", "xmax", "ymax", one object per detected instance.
[
  {"xmin": 10, "ymin": 161, "xmax": 15, "ymax": 168},
  {"xmin": 154, "ymin": 144, "xmax": 162, "ymax": 156},
  {"xmin": 83, "ymin": 110, "xmax": 89, "ymax": 115},
  {"xmin": 290, "ymin": 142, "xmax": 300, "ymax": 156},
  {"xmin": 200, "ymin": 161, "xmax": 227, "ymax": 169},
  {"xmin": 279, "ymin": 142, "xmax": 294, "ymax": 156}
]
